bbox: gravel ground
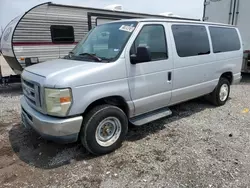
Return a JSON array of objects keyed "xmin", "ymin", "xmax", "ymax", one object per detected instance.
[{"xmin": 0, "ymin": 75, "xmax": 250, "ymax": 188}]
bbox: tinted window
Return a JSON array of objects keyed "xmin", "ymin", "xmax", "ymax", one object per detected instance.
[
  {"xmin": 172, "ymin": 25, "xmax": 210, "ymax": 57},
  {"xmin": 50, "ymin": 25, "xmax": 74, "ymax": 43},
  {"xmin": 209, "ymin": 27, "xmax": 241, "ymax": 53},
  {"xmin": 131, "ymin": 25, "xmax": 168, "ymax": 61}
]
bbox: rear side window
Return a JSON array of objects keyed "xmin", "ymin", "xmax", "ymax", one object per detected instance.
[
  {"xmin": 172, "ymin": 25, "xmax": 210, "ymax": 57},
  {"xmin": 209, "ymin": 27, "xmax": 241, "ymax": 53},
  {"xmin": 50, "ymin": 25, "xmax": 74, "ymax": 44},
  {"xmin": 130, "ymin": 25, "xmax": 168, "ymax": 61}
]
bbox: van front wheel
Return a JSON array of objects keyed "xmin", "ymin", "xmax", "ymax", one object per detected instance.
[
  {"xmin": 80, "ymin": 104, "xmax": 128, "ymax": 155},
  {"xmin": 210, "ymin": 78, "xmax": 230, "ymax": 106}
]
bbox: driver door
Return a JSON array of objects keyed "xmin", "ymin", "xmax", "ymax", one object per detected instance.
[{"xmin": 126, "ymin": 23, "xmax": 173, "ymax": 116}]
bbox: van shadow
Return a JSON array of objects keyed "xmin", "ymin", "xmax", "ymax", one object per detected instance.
[
  {"xmin": 0, "ymin": 83, "xmax": 22, "ymax": 96},
  {"xmin": 9, "ymin": 98, "xmax": 214, "ymax": 170},
  {"xmin": 126, "ymin": 98, "xmax": 215, "ymax": 142},
  {"xmin": 240, "ymin": 73, "xmax": 250, "ymax": 84},
  {"xmin": 9, "ymin": 126, "xmax": 90, "ymax": 169}
]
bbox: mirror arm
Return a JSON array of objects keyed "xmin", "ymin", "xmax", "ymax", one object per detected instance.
[{"xmin": 130, "ymin": 54, "xmax": 137, "ymax": 64}]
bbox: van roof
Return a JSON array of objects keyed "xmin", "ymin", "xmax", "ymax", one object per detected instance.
[{"xmin": 110, "ymin": 18, "xmax": 236, "ymax": 27}]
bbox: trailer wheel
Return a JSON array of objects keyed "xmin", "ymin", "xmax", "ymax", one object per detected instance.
[
  {"xmin": 80, "ymin": 104, "xmax": 128, "ymax": 155},
  {"xmin": 210, "ymin": 77, "xmax": 230, "ymax": 106}
]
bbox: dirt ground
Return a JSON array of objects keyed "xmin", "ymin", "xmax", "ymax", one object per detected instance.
[{"xmin": 0, "ymin": 75, "xmax": 250, "ymax": 188}]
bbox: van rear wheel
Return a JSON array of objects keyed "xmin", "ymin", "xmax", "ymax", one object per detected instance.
[
  {"xmin": 210, "ymin": 77, "xmax": 230, "ymax": 106},
  {"xmin": 80, "ymin": 104, "xmax": 128, "ymax": 155}
]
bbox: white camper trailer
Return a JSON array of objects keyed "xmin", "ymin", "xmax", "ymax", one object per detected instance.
[
  {"xmin": 203, "ymin": 0, "xmax": 250, "ymax": 73},
  {"xmin": 0, "ymin": 2, "xmax": 198, "ymax": 75}
]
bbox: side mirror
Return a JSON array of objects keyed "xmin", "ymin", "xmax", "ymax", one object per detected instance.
[{"xmin": 130, "ymin": 46, "xmax": 151, "ymax": 64}]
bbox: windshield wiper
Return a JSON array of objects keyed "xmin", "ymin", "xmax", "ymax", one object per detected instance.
[
  {"xmin": 98, "ymin": 57, "xmax": 112, "ymax": 62},
  {"xmin": 78, "ymin": 53, "xmax": 102, "ymax": 62}
]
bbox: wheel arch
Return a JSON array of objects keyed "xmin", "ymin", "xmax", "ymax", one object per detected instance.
[
  {"xmin": 220, "ymin": 72, "xmax": 233, "ymax": 85},
  {"xmin": 83, "ymin": 95, "xmax": 131, "ymax": 118}
]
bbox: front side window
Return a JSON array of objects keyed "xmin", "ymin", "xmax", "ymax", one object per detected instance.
[
  {"xmin": 70, "ymin": 21, "xmax": 138, "ymax": 62},
  {"xmin": 130, "ymin": 25, "xmax": 168, "ymax": 61},
  {"xmin": 209, "ymin": 26, "xmax": 241, "ymax": 53},
  {"xmin": 50, "ymin": 25, "xmax": 74, "ymax": 43},
  {"xmin": 172, "ymin": 25, "xmax": 210, "ymax": 57}
]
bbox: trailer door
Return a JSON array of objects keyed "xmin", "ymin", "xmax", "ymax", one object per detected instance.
[{"xmin": 203, "ymin": 0, "xmax": 235, "ymax": 24}]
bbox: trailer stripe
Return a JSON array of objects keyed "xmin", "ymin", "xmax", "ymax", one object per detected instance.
[{"xmin": 13, "ymin": 42, "xmax": 78, "ymax": 46}]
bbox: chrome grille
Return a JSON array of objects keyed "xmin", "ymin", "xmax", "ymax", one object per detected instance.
[{"xmin": 22, "ymin": 78, "xmax": 41, "ymax": 109}]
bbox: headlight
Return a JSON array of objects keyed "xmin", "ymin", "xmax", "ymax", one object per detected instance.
[{"xmin": 45, "ymin": 88, "xmax": 72, "ymax": 116}]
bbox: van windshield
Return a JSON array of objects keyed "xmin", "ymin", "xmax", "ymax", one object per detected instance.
[{"xmin": 67, "ymin": 21, "xmax": 138, "ymax": 62}]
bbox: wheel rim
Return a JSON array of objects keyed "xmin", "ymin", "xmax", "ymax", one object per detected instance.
[
  {"xmin": 219, "ymin": 84, "xmax": 229, "ymax": 102},
  {"xmin": 95, "ymin": 117, "xmax": 122, "ymax": 147}
]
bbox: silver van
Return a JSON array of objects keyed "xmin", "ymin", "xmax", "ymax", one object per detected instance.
[{"xmin": 21, "ymin": 19, "xmax": 243, "ymax": 155}]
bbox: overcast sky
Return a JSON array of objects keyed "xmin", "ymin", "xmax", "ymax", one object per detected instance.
[{"xmin": 0, "ymin": 0, "xmax": 204, "ymax": 31}]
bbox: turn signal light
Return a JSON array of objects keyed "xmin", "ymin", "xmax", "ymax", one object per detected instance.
[{"xmin": 60, "ymin": 97, "xmax": 71, "ymax": 103}]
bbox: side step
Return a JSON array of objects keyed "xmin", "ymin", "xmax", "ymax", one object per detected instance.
[{"xmin": 130, "ymin": 107, "xmax": 172, "ymax": 126}]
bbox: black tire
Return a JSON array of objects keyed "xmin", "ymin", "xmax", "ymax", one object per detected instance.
[
  {"xmin": 210, "ymin": 77, "xmax": 230, "ymax": 106},
  {"xmin": 80, "ymin": 104, "xmax": 128, "ymax": 155}
]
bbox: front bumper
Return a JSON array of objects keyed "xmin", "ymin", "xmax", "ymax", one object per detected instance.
[{"xmin": 20, "ymin": 96, "xmax": 83, "ymax": 143}]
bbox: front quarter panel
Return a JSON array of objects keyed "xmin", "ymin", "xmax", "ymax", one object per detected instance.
[
  {"xmin": 67, "ymin": 59, "xmax": 134, "ymax": 117},
  {"xmin": 69, "ymin": 78, "xmax": 132, "ymax": 116}
]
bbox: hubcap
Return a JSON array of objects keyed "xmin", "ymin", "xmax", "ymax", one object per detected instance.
[
  {"xmin": 95, "ymin": 117, "xmax": 122, "ymax": 147},
  {"xmin": 219, "ymin": 84, "xmax": 229, "ymax": 102}
]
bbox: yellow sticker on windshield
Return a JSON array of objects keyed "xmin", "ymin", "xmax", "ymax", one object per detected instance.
[{"xmin": 119, "ymin": 25, "xmax": 135, "ymax": 32}]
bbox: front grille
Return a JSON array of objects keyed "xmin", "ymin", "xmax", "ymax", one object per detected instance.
[{"xmin": 22, "ymin": 78, "xmax": 41, "ymax": 109}]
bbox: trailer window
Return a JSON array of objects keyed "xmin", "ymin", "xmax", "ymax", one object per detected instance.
[
  {"xmin": 209, "ymin": 27, "xmax": 241, "ymax": 53},
  {"xmin": 172, "ymin": 25, "xmax": 210, "ymax": 57},
  {"xmin": 50, "ymin": 25, "xmax": 74, "ymax": 43}
]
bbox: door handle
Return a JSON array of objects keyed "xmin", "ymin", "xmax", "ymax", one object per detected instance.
[{"xmin": 168, "ymin": 72, "xmax": 172, "ymax": 81}]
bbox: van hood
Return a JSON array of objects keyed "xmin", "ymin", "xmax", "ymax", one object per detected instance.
[
  {"xmin": 24, "ymin": 59, "xmax": 114, "ymax": 88},
  {"xmin": 25, "ymin": 59, "xmax": 103, "ymax": 77}
]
